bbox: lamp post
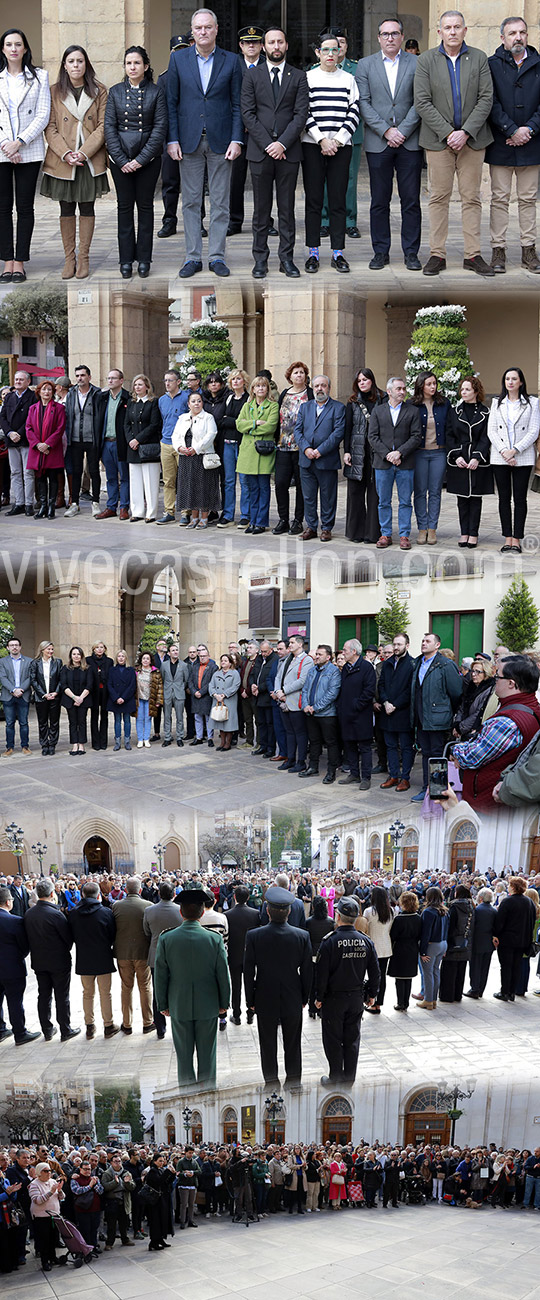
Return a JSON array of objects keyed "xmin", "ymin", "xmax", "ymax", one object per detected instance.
[
  {"xmin": 330, "ymin": 833, "xmax": 340, "ymax": 871},
  {"xmin": 153, "ymin": 842, "xmax": 165, "ymax": 872},
  {"xmin": 388, "ymin": 819, "xmax": 405, "ymax": 872},
  {"xmin": 3, "ymin": 822, "xmax": 24, "ymax": 867},
  {"xmin": 31, "ymin": 841, "xmax": 48, "ymax": 877},
  {"xmin": 182, "ymin": 1106, "xmax": 193, "ymax": 1144},
  {"xmin": 264, "ymin": 1092, "xmax": 284, "ymax": 1142},
  {"xmin": 436, "ymin": 1080, "xmax": 475, "ymax": 1144}
]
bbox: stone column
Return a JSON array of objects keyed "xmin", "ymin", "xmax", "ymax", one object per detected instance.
[
  {"xmin": 47, "ymin": 575, "xmax": 122, "ymax": 658},
  {"xmin": 262, "ymin": 287, "xmax": 367, "ymax": 397},
  {"xmin": 67, "ymin": 286, "xmax": 170, "ymax": 390}
]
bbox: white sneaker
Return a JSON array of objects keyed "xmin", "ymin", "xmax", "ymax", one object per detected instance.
[
  {"xmin": 137, "ymin": 740, "xmax": 143, "ymax": 748},
  {"xmin": 64, "ymin": 503, "xmax": 80, "ymax": 517},
  {"xmin": 144, "ymin": 739, "xmax": 151, "ymax": 747},
  {"xmin": 91, "ymin": 502, "xmax": 100, "ymax": 517}
]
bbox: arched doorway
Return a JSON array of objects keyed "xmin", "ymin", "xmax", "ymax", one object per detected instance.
[
  {"xmin": 369, "ymin": 834, "xmax": 380, "ymax": 873},
  {"xmin": 526, "ymin": 817, "xmax": 540, "ymax": 874},
  {"xmin": 449, "ymin": 821, "xmax": 477, "ymax": 874},
  {"xmin": 83, "ymin": 836, "xmax": 111, "ymax": 872},
  {"xmin": 164, "ymin": 842, "xmax": 181, "ymax": 873},
  {"xmin": 403, "ymin": 1089, "xmax": 451, "ymax": 1147},
  {"xmin": 322, "ymin": 1097, "xmax": 353, "ymax": 1145},
  {"xmin": 345, "ymin": 838, "xmax": 354, "ymax": 871},
  {"xmin": 191, "ymin": 1111, "xmax": 203, "ymax": 1145},
  {"xmin": 222, "ymin": 1107, "xmax": 238, "ymax": 1145},
  {"xmin": 402, "ymin": 828, "xmax": 419, "ymax": 875},
  {"xmin": 165, "ymin": 1114, "xmax": 176, "ymax": 1144}
]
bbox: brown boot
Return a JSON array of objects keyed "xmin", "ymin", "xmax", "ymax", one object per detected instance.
[
  {"xmin": 76, "ymin": 214, "xmax": 95, "ymax": 278},
  {"xmin": 491, "ymin": 246, "xmax": 506, "ymax": 274},
  {"xmin": 522, "ymin": 245, "xmax": 540, "ymax": 273},
  {"xmin": 60, "ymin": 215, "xmax": 76, "ymax": 278}
]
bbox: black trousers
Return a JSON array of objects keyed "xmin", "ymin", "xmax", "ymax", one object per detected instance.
[
  {"xmin": 70, "ymin": 441, "xmax": 101, "ymax": 505},
  {"xmin": 151, "ymin": 968, "xmax": 166, "ymax": 1037},
  {"xmin": 283, "ymin": 710, "xmax": 308, "ymax": 765},
  {"xmin": 0, "ymin": 161, "xmax": 41, "ymax": 261},
  {"xmin": 161, "ymin": 150, "xmax": 180, "ymax": 222},
  {"xmin": 35, "ymin": 698, "xmax": 61, "ymax": 751},
  {"xmin": 321, "ymin": 990, "xmax": 363, "ymax": 1082},
  {"xmin": 306, "ymin": 713, "xmax": 340, "ymax": 772},
  {"xmin": 104, "ymin": 1201, "xmax": 130, "ymax": 1245},
  {"xmin": 365, "ymin": 146, "xmax": 423, "ymax": 257},
  {"xmin": 230, "ymin": 964, "xmax": 243, "ymax": 1020},
  {"xmin": 302, "ymin": 143, "xmax": 351, "ymax": 248},
  {"xmin": 498, "ymin": 945, "xmax": 523, "ymax": 997},
  {"xmin": 374, "ymin": 713, "xmax": 388, "ymax": 768},
  {"xmin": 439, "ymin": 958, "xmax": 467, "ymax": 1002},
  {"xmin": 256, "ymin": 703, "xmax": 275, "ymax": 755},
  {"xmin": 0, "ymin": 974, "xmax": 26, "ymax": 1038},
  {"xmin": 274, "ymin": 450, "xmax": 304, "ymax": 525},
  {"xmin": 250, "ymin": 155, "xmax": 299, "ymax": 261},
  {"xmin": 91, "ymin": 700, "xmax": 109, "ymax": 749},
  {"xmin": 33, "ymin": 1217, "xmax": 60, "ymax": 1267},
  {"xmin": 36, "ymin": 968, "xmax": 71, "ymax": 1036},
  {"xmin": 395, "ymin": 977, "xmax": 412, "ymax": 1009},
  {"xmin": 257, "ymin": 1006, "xmax": 303, "ymax": 1084},
  {"xmin": 67, "ymin": 704, "xmax": 88, "ymax": 744},
  {"xmin": 343, "ymin": 737, "xmax": 372, "ymax": 779},
  {"xmin": 493, "ymin": 464, "xmax": 531, "ymax": 539},
  {"xmin": 376, "ymin": 955, "xmax": 389, "ymax": 1006},
  {"xmin": 345, "ymin": 464, "xmax": 380, "ymax": 543},
  {"xmin": 416, "ymin": 727, "xmax": 448, "ymax": 789},
  {"xmin": 468, "ymin": 950, "xmax": 492, "ymax": 995},
  {"xmin": 153, "ymin": 704, "xmax": 163, "ymax": 738},
  {"xmin": 229, "ymin": 147, "xmax": 249, "ymax": 226},
  {"xmin": 457, "ymin": 495, "xmax": 483, "ymax": 536},
  {"xmin": 110, "ymin": 156, "xmax": 161, "ymax": 263},
  {"xmin": 242, "ymin": 694, "xmax": 258, "ymax": 744}
]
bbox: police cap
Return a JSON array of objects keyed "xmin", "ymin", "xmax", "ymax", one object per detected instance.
[
  {"xmin": 239, "ymin": 25, "xmax": 264, "ymax": 42},
  {"xmin": 265, "ymin": 885, "xmax": 292, "ymax": 908},
  {"xmin": 336, "ymin": 896, "xmax": 359, "ymax": 919},
  {"xmin": 318, "ymin": 26, "xmax": 347, "ymax": 42},
  {"xmin": 178, "ymin": 887, "xmax": 211, "ymax": 906}
]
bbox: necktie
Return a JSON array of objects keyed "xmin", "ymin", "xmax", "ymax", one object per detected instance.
[{"xmin": 272, "ymin": 67, "xmax": 280, "ymax": 103}]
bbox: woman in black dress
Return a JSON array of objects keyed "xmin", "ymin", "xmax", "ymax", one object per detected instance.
[
  {"xmin": 343, "ymin": 367, "xmax": 382, "ymax": 543},
  {"xmin": 446, "ymin": 375, "xmax": 493, "ymax": 548},
  {"xmin": 60, "ymin": 645, "xmax": 91, "ymax": 755},
  {"xmin": 144, "ymin": 1154, "xmax": 175, "ymax": 1251}
]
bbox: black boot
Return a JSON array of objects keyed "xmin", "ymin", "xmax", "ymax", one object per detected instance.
[
  {"xmin": 48, "ymin": 482, "xmax": 56, "ymax": 519},
  {"xmin": 35, "ymin": 478, "xmax": 48, "ymax": 519}
]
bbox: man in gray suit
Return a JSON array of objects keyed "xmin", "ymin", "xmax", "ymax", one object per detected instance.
[
  {"xmin": 143, "ymin": 881, "xmax": 183, "ymax": 1038},
  {"xmin": 160, "ymin": 643, "xmax": 189, "ymax": 747},
  {"xmin": 0, "ymin": 637, "xmax": 33, "ymax": 756},
  {"xmin": 356, "ymin": 18, "xmax": 423, "ymax": 270}
]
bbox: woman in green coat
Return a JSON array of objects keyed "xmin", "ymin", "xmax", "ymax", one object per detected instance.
[{"xmin": 235, "ymin": 375, "xmax": 279, "ymax": 533}]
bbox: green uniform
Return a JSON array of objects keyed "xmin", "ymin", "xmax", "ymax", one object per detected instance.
[
  {"xmin": 154, "ymin": 920, "xmax": 231, "ymax": 1088},
  {"xmin": 318, "ymin": 55, "xmax": 363, "ymax": 228}
]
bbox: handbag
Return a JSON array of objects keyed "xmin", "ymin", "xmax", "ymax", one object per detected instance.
[
  {"xmin": 73, "ymin": 1189, "xmax": 94, "ymax": 1211},
  {"xmin": 138, "ymin": 442, "xmax": 161, "ymax": 462},
  {"xmin": 211, "ymin": 702, "xmax": 229, "ymax": 723},
  {"xmin": 331, "ymin": 1174, "xmax": 345, "ymax": 1186},
  {"xmin": 255, "ymin": 439, "xmax": 276, "ymax": 455},
  {"xmin": 203, "ymin": 451, "xmax": 221, "ymax": 470},
  {"xmin": 138, "ymin": 1182, "xmax": 161, "ymax": 1207}
]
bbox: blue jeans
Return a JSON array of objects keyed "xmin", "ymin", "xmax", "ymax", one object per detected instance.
[
  {"xmin": 102, "ymin": 440, "xmax": 130, "ymax": 510},
  {"xmin": 384, "ymin": 729, "xmax": 414, "ymax": 780},
  {"xmin": 4, "ymin": 697, "xmax": 29, "ymax": 749},
  {"xmin": 244, "ymin": 474, "xmax": 271, "ymax": 527},
  {"xmin": 223, "ymin": 442, "xmax": 249, "ymax": 520},
  {"xmin": 114, "ymin": 710, "xmax": 132, "ymax": 741},
  {"xmin": 422, "ymin": 940, "xmax": 447, "ymax": 1002},
  {"xmin": 524, "ymin": 1174, "xmax": 540, "ymax": 1209},
  {"xmin": 414, "ymin": 449, "xmax": 446, "ymax": 530},
  {"xmin": 374, "ymin": 467, "xmax": 415, "ymax": 538},
  {"xmin": 136, "ymin": 700, "xmax": 151, "ymax": 741}
]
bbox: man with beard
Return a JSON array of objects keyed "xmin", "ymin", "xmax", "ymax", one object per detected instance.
[{"xmin": 378, "ymin": 632, "xmax": 415, "ymax": 791}]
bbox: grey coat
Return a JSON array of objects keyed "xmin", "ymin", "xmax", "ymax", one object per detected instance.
[
  {"xmin": 208, "ymin": 668, "xmax": 241, "ymax": 732},
  {"xmin": 161, "ymin": 658, "xmax": 189, "ymax": 703},
  {"xmin": 0, "ymin": 654, "xmax": 33, "ymax": 704},
  {"xmin": 142, "ymin": 899, "xmax": 183, "ymax": 967},
  {"xmin": 356, "ymin": 49, "xmax": 421, "ymax": 152}
]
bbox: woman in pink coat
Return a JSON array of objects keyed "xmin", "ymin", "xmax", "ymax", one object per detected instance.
[
  {"xmin": 321, "ymin": 880, "xmax": 336, "ymax": 920},
  {"xmin": 26, "ymin": 378, "xmax": 65, "ymax": 519},
  {"xmin": 328, "ymin": 1153, "xmax": 347, "ymax": 1208}
]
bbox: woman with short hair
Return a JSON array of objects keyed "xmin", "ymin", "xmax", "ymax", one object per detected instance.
[
  {"xmin": 439, "ymin": 885, "xmax": 475, "ymax": 1003},
  {"xmin": 172, "ymin": 390, "xmax": 221, "ymax": 529},
  {"xmin": 25, "ymin": 378, "xmax": 65, "ymax": 520},
  {"xmin": 273, "ymin": 362, "xmax": 313, "ymax": 535},
  {"xmin": 208, "ymin": 653, "xmax": 241, "ymax": 753},
  {"xmin": 493, "ymin": 875, "xmax": 537, "ymax": 1000},
  {"xmin": 453, "ymin": 658, "xmax": 496, "ymax": 740},
  {"xmin": 108, "ymin": 649, "xmax": 137, "ymax": 751},
  {"xmin": 216, "ymin": 368, "xmax": 250, "ymax": 528},
  {"xmin": 235, "ymin": 374, "xmax": 279, "ymax": 534}
]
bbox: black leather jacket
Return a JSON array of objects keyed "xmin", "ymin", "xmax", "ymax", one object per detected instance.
[{"xmin": 105, "ymin": 79, "xmax": 167, "ymax": 168}]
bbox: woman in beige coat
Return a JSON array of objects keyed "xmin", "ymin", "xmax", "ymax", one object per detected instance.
[{"xmin": 41, "ymin": 45, "xmax": 109, "ymax": 278}]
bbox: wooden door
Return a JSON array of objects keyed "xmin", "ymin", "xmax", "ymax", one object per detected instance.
[
  {"xmin": 404, "ymin": 1111, "xmax": 451, "ymax": 1146},
  {"xmin": 322, "ymin": 1116, "xmax": 352, "ymax": 1144}
]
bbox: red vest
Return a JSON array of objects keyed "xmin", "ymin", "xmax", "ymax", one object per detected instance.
[{"xmin": 462, "ymin": 692, "xmax": 540, "ymax": 809}]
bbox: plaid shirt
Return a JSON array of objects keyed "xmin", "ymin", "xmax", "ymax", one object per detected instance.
[
  {"xmin": 0, "ymin": 68, "xmax": 51, "ymax": 164},
  {"xmin": 453, "ymin": 716, "xmax": 523, "ymax": 769}
]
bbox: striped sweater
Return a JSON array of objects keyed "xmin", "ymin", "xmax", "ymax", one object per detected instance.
[{"xmin": 302, "ymin": 67, "xmax": 360, "ymax": 146}]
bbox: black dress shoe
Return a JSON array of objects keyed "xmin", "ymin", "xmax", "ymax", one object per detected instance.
[
  {"xmin": 404, "ymin": 254, "xmax": 422, "ymax": 270},
  {"xmin": 305, "ymin": 255, "xmax": 319, "ymax": 273},
  {"xmin": 179, "ymin": 260, "xmax": 203, "ymax": 278},
  {"xmin": 268, "ymin": 223, "xmax": 279, "ymax": 236},
  {"xmin": 252, "ymin": 525, "xmax": 265, "ymax": 534},
  {"xmin": 208, "ymin": 259, "xmax": 230, "ymax": 277},
  {"xmin": 299, "ymin": 767, "xmax": 318, "ymax": 778},
  {"xmin": 177, "ymin": 739, "xmax": 184, "ymax": 746},
  {"xmin": 369, "ymin": 252, "xmax": 388, "ymax": 269},
  {"xmin": 252, "ymin": 260, "xmax": 268, "ymax": 278},
  {"xmin": 43, "ymin": 1028, "xmax": 58, "ymax": 1041},
  {"xmin": 279, "ymin": 259, "xmax": 300, "ymax": 277},
  {"xmin": 323, "ymin": 770, "xmax": 336, "ymax": 784},
  {"xmin": 138, "ymin": 262, "xmax": 150, "ymax": 277},
  {"xmin": 244, "ymin": 523, "xmax": 255, "ymax": 534},
  {"xmin": 273, "ymin": 520, "xmax": 289, "ymax": 534},
  {"xmin": 320, "ymin": 226, "xmax": 330, "ymax": 238},
  {"xmin": 157, "ymin": 219, "xmax": 177, "ymax": 238},
  {"xmin": 227, "ymin": 223, "xmax": 242, "ymax": 235},
  {"xmin": 120, "ymin": 263, "xmax": 133, "ymax": 278},
  {"xmin": 331, "ymin": 254, "xmax": 350, "ymax": 272},
  {"xmin": 6, "ymin": 504, "xmax": 25, "ymax": 515},
  {"xmin": 290, "ymin": 520, "xmax": 303, "ymax": 535},
  {"xmin": 60, "ymin": 1027, "xmax": 81, "ymax": 1042},
  {"xmin": 346, "ymin": 226, "xmax": 361, "ymax": 238},
  {"xmin": 162, "ymin": 739, "xmax": 172, "ymax": 747},
  {"xmin": 190, "ymin": 737, "xmax": 203, "ymax": 745},
  {"xmin": 25, "ymin": 506, "xmax": 34, "ymax": 516}
]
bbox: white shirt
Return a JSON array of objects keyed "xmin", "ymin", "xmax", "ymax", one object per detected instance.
[
  {"xmin": 77, "ymin": 388, "xmax": 90, "ymax": 409},
  {"xmin": 267, "ymin": 59, "xmax": 286, "ymax": 86},
  {"xmin": 389, "ymin": 402, "xmax": 402, "ymax": 425},
  {"xmin": 505, "ymin": 397, "xmax": 521, "ymax": 444},
  {"xmin": 382, "ymin": 50, "xmax": 401, "ymax": 98},
  {"xmin": 42, "ymin": 659, "xmax": 51, "ymax": 692}
]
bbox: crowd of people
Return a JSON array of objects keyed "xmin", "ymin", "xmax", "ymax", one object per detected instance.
[
  {"xmin": 1, "ymin": 1136, "xmax": 539, "ymax": 1275},
  {"xmin": 3, "ymin": 11, "xmax": 540, "ymax": 279},
  {"xmin": 1, "ymin": 631, "xmax": 539, "ymax": 812},
  {"xmin": 2, "ymin": 362, "xmax": 540, "ymax": 547}
]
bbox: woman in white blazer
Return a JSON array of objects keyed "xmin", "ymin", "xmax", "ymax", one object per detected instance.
[
  {"xmin": 172, "ymin": 391, "xmax": 221, "ymax": 529},
  {"xmin": 487, "ymin": 367, "xmax": 540, "ymax": 554},
  {"xmin": 0, "ymin": 29, "xmax": 50, "ymax": 281}
]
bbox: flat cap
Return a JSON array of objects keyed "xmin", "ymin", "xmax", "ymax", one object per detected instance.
[{"xmin": 266, "ymin": 885, "xmax": 292, "ymax": 908}]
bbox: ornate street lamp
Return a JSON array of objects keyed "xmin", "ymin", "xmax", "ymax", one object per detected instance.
[
  {"xmin": 182, "ymin": 1106, "xmax": 193, "ymax": 1144},
  {"xmin": 31, "ymin": 841, "xmax": 48, "ymax": 877},
  {"xmin": 3, "ymin": 822, "xmax": 24, "ymax": 865},
  {"xmin": 436, "ymin": 1079, "xmax": 476, "ymax": 1144},
  {"xmin": 388, "ymin": 819, "xmax": 405, "ymax": 871},
  {"xmin": 153, "ymin": 842, "xmax": 165, "ymax": 872},
  {"xmin": 264, "ymin": 1092, "xmax": 284, "ymax": 1141}
]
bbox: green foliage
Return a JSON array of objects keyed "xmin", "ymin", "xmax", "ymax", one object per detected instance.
[
  {"xmin": 270, "ymin": 813, "xmax": 311, "ymax": 870},
  {"xmin": 495, "ymin": 576, "xmax": 539, "ymax": 652},
  {"xmin": 377, "ymin": 583, "xmax": 410, "ymax": 642},
  {"xmin": 0, "ymin": 284, "xmax": 69, "ymax": 368},
  {"xmin": 94, "ymin": 1084, "xmax": 144, "ymax": 1143},
  {"xmin": 178, "ymin": 319, "xmax": 236, "ymax": 383},
  {"xmin": 0, "ymin": 358, "xmax": 9, "ymax": 386},
  {"xmin": 138, "ymin": 614, "xmax": 173, "ymax": 659},
  {"xmin": 0, "ymin": 603, "xmax": 15, "ymax": 657},
  {"xmin": 404, "ymin": 304, "xmax": 474, "ymax": 402}
]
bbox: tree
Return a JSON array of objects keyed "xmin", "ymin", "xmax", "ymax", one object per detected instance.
[
  {"xmin": 200, "ymin": 831, "xmax": 246, "ymax": 868},
  {"xmin": 0, "ymin": 284, "xmax": 69, "ymax": 369},
  {"xmin": 495, "ymin": 576, "xmax": 539, "ymax": 652},
  {"xmin": 0, "ymin": 1091, "xmax": 56, "ymax": 1143},
  {"xmin": 270, "ymin": 812, "xmax": 312, "ymax": 870},
  {"xmin": 0, "ymin": 601, "xmax": 15, "ymax": 657},
  {"xmin": 94, "ymin": 1084, "xmax": 144, "ymax": 1143},
  {"xmin": 138, "ymin": 614, "xmax": 173, "ymax": 658},
  {"xmin": 377, "ymin": 583, "xmax": 410, "ymax": 642},
  {"xmin": 404, "ymin": 305, "xmax": 474, "ymax": 402},
  {"xmin": 178, "ymin": 319, "xmax": 236, "ymax": 382}
]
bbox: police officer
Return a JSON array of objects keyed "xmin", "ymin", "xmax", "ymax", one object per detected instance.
[
  {"xmin": 244, "ymin": 885, "xmax": 312, "ymax": 1090},
  {"xmin": 229, "ymin": 25, "xmax": 278, "ymax": 237},
  {"xmin": 154, "ymin": 886, "xmax": 230, "ymax": 1088},
  {"xmin": 315, "ymin": 895, "xmax": 380, "ymax": 1086}
]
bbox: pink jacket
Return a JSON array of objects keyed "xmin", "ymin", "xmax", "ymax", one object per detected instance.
[{"xmin": 26, "ymin": 399, "xmax": 66, "ymax": 472}]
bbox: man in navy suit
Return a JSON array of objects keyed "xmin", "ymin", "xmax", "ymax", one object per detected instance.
[
  {"xmin": 0, "ymin": 885, "xmax": 39, "ymax": 1045},
  {"xmin": 167, "ymin": 8, "xmax": 243, "ymax": 278},
  {"xmin": 294, "ymin": 376, "xmax": 346, "ymax": 542}
]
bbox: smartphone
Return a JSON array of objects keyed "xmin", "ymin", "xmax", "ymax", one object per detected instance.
[{"xmin": 428, "ymin": 757, "xmax": 450, "ymax": 800}]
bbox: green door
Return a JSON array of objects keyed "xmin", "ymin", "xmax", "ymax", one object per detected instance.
[
  {"xmin": 431, "ymin": 614, "xmax": 455, "ymax": 652},
  {"xmin": 458, "ymin": 612, "xmax": 484, "ymax": 661},
  {"xmin": 360, "ymin": 616, "xmax": 379, "ymax": 648},
  {"xmin": 336, "ymin": 616, "xmax": 357, "ymax": 649}
]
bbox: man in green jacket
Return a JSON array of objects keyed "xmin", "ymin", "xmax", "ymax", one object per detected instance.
[
  {"xmin": 413, "ymin": 10, "xmax": 494, "ymax": 277},
  {"xmin": 154, "ymin": 887, "xmax": 231, "ymax": 1088}
]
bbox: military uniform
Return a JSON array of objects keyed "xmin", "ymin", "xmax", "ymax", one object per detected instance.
[
  {"xmin": 154, "ymin": 892, "xmax": 230, "ymax": 1088},
  {"xmin": 315, "ymin": 898, "xmax": 380, "ymax": 1084},
  {"xmin": 244, "ymin": 886, "xmax": 312, "ymax": 1087}
]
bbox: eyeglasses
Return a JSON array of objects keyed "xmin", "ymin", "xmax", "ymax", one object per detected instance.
[{"xmin": 380, "ymin": 31, "xmax": 402, "ymax": 38}]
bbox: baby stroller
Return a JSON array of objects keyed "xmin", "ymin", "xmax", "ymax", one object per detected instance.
[
  {"xmin": 49, "ymin": 1213, "xmax": 93, "ymax": 1267},
  {"xmin": 402, "ymin": 1175, "xmax": 425, "ymax": 1205}
]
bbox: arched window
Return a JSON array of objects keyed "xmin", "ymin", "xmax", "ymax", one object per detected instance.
[
  {"xmin": 322, "ymin": 1096, "xmax": 352, "ymax": 1144},
  {"xmin": 369, "ymin": 834, "xmax": 380, "ymax": 874},
  {"xmin": 404, "ymin": 1089, "xmax": 450, "ymax": 1147},
  {"xmin": 345, "ymin": 838, "xmax": 354, "ymax": 871},
  {"xmin": 450, "ymin": 820, "xmax": 478, "ymax": 874},
  {"xmin": 165, "ymin": 1114, "xmax": 176, "ymax": 1145},
  {"xmin": 191, "ymin": 1111, "xmax": 203, "ymax": 1145},
  {"xmin": 223, "ymin": 1107, "xmax": 238, "ymax": 1145},
  {"xmin": 402, "ymin": 827, "xmax": 419, "ymax": 875}
]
